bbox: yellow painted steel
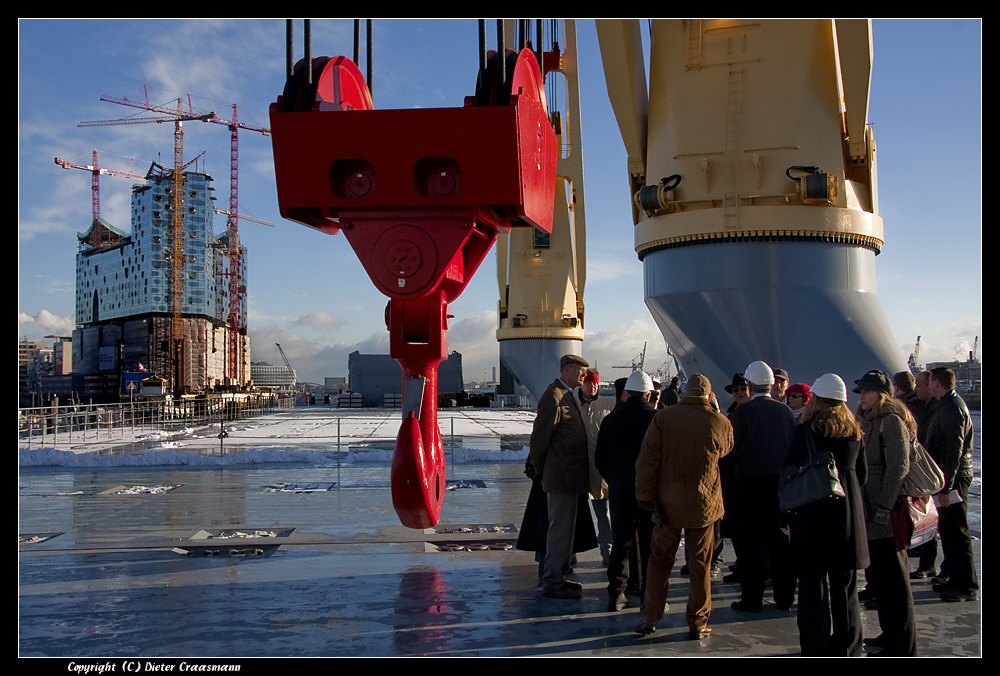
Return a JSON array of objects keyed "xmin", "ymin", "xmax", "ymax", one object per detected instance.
[
  {"xmin": 497, "ymin": 20, "xmax": 585, "ymax": 344},
  {"xmin": 597, "ymin": 19, "xmax": 882, "ymax": 251}
]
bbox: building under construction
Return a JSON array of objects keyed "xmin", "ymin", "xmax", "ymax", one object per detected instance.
[{"xmin": 72, "ymin": 164, "xmax": 250, "ymax": 397}]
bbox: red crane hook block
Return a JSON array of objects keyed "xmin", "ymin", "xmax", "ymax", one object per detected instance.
[
  {"xmin": 269, "ymin": 49, "xmax": 557, "ymax": 528},
  {"xmin": 388, "ymin": 291, "xmax": 448, "ymax": 528}
]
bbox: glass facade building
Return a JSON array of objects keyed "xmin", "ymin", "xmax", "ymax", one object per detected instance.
[{"xmin": 75, "ymin": 170, "xmax": 247, "ymax": 328}]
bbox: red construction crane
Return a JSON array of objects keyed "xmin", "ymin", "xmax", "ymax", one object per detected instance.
[
  {"xmin": 54, "ymin": 149, "xmax": 147, "ymax": 227},
  {"xmin": 213, "ymin": 103, "xmax": 272, "ymax": 387}
]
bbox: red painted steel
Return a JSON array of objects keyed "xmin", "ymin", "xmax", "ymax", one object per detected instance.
[{"xmin": 269, "ymin": 49, "xmax": 556, "ymax": 528}]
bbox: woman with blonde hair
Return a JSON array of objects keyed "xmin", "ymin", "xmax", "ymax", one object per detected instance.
[
  {"xmin": 783, "ymin": 374, "xmax": 868, "ymax": 656},
  {"xmin": 854, "ymin": 369, "xmax": 918, "ymax": 656}
]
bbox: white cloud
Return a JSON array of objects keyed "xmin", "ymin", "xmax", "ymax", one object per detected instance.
[
  {"xmin": 18, "ymin": 310, "xmax": 75, "ymax": 335},
  {"xmin": 448, "ymin": 311, "xmax": 500, "ymax": 380},
  {"xmin": 291, "ymin": 311, "xmax": 348, "ymax": 333},
  {"xmin": 248, "ymin": 310, "xmax": 504, "ymax": 386},
  {"xmin": 247, "ymin": 323, "xmax": 388, "ymax": 384},
  {"xmin": 583, "ymin": 317, "xmax": 676, "ymax": 383}
]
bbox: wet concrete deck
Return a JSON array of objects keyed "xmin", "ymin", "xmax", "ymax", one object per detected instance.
[{"xmin": 19, "ymin": 461, "xmax": 980, "ymax": 657}]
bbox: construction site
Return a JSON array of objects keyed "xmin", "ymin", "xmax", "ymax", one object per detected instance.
[{"xmin": 50, "ymin": 90, "xmax": 270, "ymax": 402}]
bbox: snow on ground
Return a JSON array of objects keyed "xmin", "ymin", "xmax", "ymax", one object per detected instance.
[{"xmin": 19, "ymin": 407, "xmax": 534, "ymax": 468}]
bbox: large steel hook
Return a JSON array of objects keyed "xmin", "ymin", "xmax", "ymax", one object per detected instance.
[{"xmin": 388, "ymin": 292, "xmax": 448, "ymax": 528}]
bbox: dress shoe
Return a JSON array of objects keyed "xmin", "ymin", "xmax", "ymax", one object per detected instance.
[
  {"xmin": 909, "ymin": 569, "xmax": 932, "ymax": 580},
  {"xmin": 543, "ymin": 584, "xmax": 582, "ymax": 600},
  {"xmin": 722, "ymin": 571, "xmax": 741, "ymax": 584},
  {"xmin": 680, "ymin": 564, "xmax": 690, "ymax": 575},
  {"xmin": 940, "ymin": 589, "xmax": 978, "ymax": 602},
  {"xmin": 608, "ymin": 592, "xmax": 632, "ymax": 612},
  {"xmin": 730, "ymin": 600, "xmax": 761, "ymax": 613},
  {"xmin": 863, "ymin": 634, "xmax": 887, "ymax": 648},
  {"xmin": 562, "ymin": 579, "xmax": 583, "ymax": 591},
  {"xmin": 931, "ymin": 575, "xmax": 949, "ymax": 586},
  {"xmin": 932, "ymin": 582, "xmax": 949, "ymax": 593},
  {"xmin": 634, "ymin": 619, "xmax": 656, "ymax": 635},
  {"xmin": 689, "ymin": 625, "xmax": 712, "ymax": 640}
]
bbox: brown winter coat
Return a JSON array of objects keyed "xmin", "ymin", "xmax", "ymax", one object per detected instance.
[
  {"xmin": 530, "ymin": 379, "xmax": 590, "ymax": 495},
  {"xmin": 636, "ymin": 395, "xmax": 734, "ymax": 528}
]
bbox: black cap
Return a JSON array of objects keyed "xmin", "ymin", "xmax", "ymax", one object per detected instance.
[{"xmin": 853, "ymin": 370, "xmax": 893, "ymax": 395}]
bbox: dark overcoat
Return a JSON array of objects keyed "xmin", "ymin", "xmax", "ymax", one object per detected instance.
[{"xmin": 784, "ymin": 425, "xmax": 870, "ymax": 570}]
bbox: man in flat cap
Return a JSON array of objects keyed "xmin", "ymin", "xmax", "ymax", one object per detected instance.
[{"xmin": 530, "ymin": 354, "xmax": 593, "ymax": 599}]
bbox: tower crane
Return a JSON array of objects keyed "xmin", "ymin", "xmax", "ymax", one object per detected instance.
[{"xmin": 54, "ymin": 149, "xmax": 147, "ymax": 243}]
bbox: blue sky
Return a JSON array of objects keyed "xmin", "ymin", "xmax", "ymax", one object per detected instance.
[{"xmin": 18, "ymin": 19, "xmax": 981, "ymax": 384}]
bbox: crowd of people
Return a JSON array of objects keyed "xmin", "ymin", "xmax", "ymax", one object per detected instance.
[{"xmin": 520, "ymin": 354, "xmax": 977, "ymax": 656}]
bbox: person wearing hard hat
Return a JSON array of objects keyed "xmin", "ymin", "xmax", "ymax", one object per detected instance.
[
  {"xmin": 594, "ymin": 370, "xmax": 657, "ymax": 612},
  {"xmin": 728, "ymin": 360, "xmax": 797, "ymax": 614}
]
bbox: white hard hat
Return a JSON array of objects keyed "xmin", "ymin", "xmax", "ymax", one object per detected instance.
[
  {"xmin": 812, "ymin": 373, "xmax": 847, "ymax": 402},
  {"xmin": 624, "ymin": 371, "xmax": 654, "ymax": 393},
  {"xmin": 745, "ymin": 361, "xmax": 774, "ymax": 386}
]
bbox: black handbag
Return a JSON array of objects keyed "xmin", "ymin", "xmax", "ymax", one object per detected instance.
[{"xmin": 779, "ymin": 427, "xmax": 846, "ymax": 512}]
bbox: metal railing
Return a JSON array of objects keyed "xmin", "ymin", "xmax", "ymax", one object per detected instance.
[{"xmin": 18, "ymin": 393, "xmax": 293, "ymax": 449}]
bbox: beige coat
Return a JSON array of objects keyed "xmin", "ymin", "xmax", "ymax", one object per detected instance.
[
  {"xmin": 529, "ymin": 379, "xmax": 591, "ymax": 495},
  {"xmin": 577, "ymin": 390, "xmax": 614, "ymax": 499},
  {"xmin": 636, "ymin": 395, "xmax": 734, "ymax": 528}
]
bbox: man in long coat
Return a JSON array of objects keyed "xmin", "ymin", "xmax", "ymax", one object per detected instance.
[
  {"xmin": 633, "ymin": 374, "xmax": 733, "ymax": 639},
  {"xmin": 595, "ymin": 370, "xmax": 657, "ymax": 611},
  {"xmin": 729, "ymin": 360, "xmax": 796, "ymax": 612},
  {"xmin": 529, "ymin": 354, "xmax": 592, "ymax": 599}
]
